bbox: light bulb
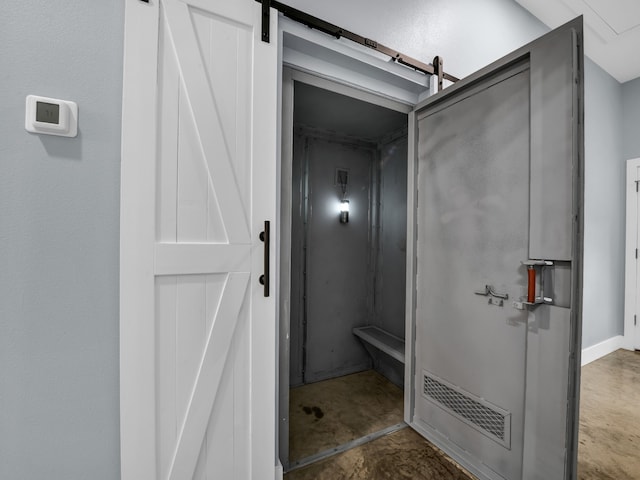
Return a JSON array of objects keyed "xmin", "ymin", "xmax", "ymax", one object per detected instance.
[{"xmin": 339, "ymin": 200, "xmax": 349, "ymax": 224}]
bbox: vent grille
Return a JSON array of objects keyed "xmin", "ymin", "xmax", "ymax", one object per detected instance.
[{"xmin": 423, "ymin": 372, "xmax": 511, "ymax": 448}]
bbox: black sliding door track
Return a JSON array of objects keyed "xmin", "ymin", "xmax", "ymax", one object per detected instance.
[{"xmin": 255, "ymin": 0, "xmax": 459, "ymax": 91}]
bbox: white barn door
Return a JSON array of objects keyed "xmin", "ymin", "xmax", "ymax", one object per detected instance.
[{"xmin": 120, "ymin": 1, "xmax": 278, "ymax": 479}]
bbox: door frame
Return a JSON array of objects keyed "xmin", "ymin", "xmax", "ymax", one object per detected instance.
[
  {"xmin": 278, "ymin": 64, "xmax": 417, "ymax": 469},
  {"xmin": 278, "ymin": 15, "xmax": 430, "ymax": 468},
  {"xmin": 624, "ymin": 157, "xmax": 640, "ymax": 350},
  {"xmin": 119, "ymin": 1, "xmax": 160, "ymax": 475}
]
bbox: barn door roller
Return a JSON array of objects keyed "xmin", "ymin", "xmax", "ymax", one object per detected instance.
[
  {"xmin": 261, "ymin": 0, "xmax": 271, "ymax": 42},
  {"xmin": 255, "ymin": 0, "xmax": 459, "ymax": 91}
]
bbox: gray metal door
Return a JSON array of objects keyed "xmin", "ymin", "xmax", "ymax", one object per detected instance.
[{"xmin": 409, "ymin": 19, "xmax": 583, "ymax": 480}]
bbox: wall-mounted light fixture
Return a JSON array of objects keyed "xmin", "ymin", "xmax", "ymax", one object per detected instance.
[
  {"xmin": 336, "ymin": 168, "xmax": 349, "ymax": 224},
  {"xmin": 339, "ymin": 200, "xmax": 349, "ymax": 224}
]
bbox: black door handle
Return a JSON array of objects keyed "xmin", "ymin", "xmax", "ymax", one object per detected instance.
[{"xmin": 259, "ymin": 221, "xmax": 270, "ymax": 297}]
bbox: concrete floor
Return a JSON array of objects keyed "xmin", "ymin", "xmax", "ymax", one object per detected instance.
[
  {"xmin": 578, "ymin": 349, "xmax": 640, "ymax": 480},
  {"xmin": 285, "ymin": 350, "xmax": 640, "ymax": 479},
  {"xmin": 286, "ymin": 370, "xmax": 473, "ymax": 479},
  {"xmin": 286, "ymin": 426, "xmax": 474, "ymax": 480},
  {"xmin": 288, "ymin": 370, "xmax": 404, "ymax": 462}
]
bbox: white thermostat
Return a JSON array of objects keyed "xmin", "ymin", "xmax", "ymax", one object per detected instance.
[{"xmin": 25, "ymin": 95, "xmax": 78, "ymax": 137}]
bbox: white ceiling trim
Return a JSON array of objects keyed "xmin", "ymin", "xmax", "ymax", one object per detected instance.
[
  {"xmin": 584, "ymin": 0, "xmax": 640, "ymax": 35},
  {"xmin": 516, "ymin": 0, "xmax": 640, "ymax": 82}
]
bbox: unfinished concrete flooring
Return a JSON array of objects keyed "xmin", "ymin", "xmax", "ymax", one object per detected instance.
[
  {"xmin": 286, "ymin": 351, "xmax": 640, "ymax": 479},
  {"xmin": 286, "ymin": 370, "xmax": 473, "ymax": 479},
  {"xmin": 578, "ymin": 349, "xmax": 640, "ymax": 480},
  {"xmin": 286, "ymin": 426, "xmax": 474, "ymax": 480},
  {"xmin": 288, "ymin": 370, "xmax": 404, "ymax": 463}
]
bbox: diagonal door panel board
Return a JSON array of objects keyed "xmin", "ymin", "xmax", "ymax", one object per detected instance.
[
  {"xmin": 163, "ymin": 0, "xmax": 250, "ymax": 243},
  {"xmin": 168, "ymin": 272, "xmax": 250, "ymax": 479}
]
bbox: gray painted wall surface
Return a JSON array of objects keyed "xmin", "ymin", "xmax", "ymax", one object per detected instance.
[
  {"xmin": 289, "ymin": 131, "xmax": 306, "ymax": 386},
  {"xmin": 375, "ymin": 135, "xmax": 408, "ymax": 338},
  {"xmin": 304, "ymin": 137, "xmax": 375, "ymax": 383},
  {"xmin": 581, "ymin": 58, "xmax": 625, "ymax": 348},
  {"xmin": 622, "ymin": 77, "xmax": 640, "ymax": 160},
  {"xmin": 290, "ymin": 130, "xmax": 375, "ymax": 384},
  {"xmin": 373, "ymin": 134, "xmax": 408, "ymax": 387},
  {"xmin": 289, "ymin": 129, "xmax": 409, "ymax": 387},
  {"xmin": 289, "ymin": 83, "xmax": 407, "ymax": 386},
  {"xmin": 0, "ymin": 1, "xmax": 123, "ymax": 479}
]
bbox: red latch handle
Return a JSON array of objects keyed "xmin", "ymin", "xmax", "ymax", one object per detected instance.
[{"xmin": 527, "ymin": 266, "xmax": 536, "ymax": 303}]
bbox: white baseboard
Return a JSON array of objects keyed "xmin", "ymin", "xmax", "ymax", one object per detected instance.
[
  {"xmin": 581, "ymin": 335, "xmax": 625, "ymax": 366},
  {"xmin": 275, "ymin": 460, "xmax": 283, "ymax": 480}
]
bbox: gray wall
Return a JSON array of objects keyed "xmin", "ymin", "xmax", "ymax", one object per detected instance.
[
  {"xmin": 581, "ymin": 58, "xmax": 625, "ymax": 348},
  {"xmin": 289, "ymin": 128, "xmax": 409, "ymax": 387},
  {"xmin": 290, "ymin": 129, "xmax": 375, "ymax": 384},
  {"xmin": 373, "ymin": 133, "xmax": 408, "ymax": 387},
  {"xmin": 0, "ymin": 1, "xmax": 123, "ymax": 478},
  {"xmin": 289, "ymin": 131, "xmax": 306, "ymax": 386},
  {"xmin": 622, "ymin": 77, "xmax": 640, "ymax": 160},
  {"xmin": 375, "ymin": 134, "xmax": 408, "ymax": 338}
]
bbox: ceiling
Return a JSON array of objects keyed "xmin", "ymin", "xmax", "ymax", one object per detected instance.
[
  {"xmin": 515, "ymin": 0, "xmax": 640, "ymax": 83},
  {"xmin": 293, "ymin": 82, "xmax": 407, "ymax": 141}
]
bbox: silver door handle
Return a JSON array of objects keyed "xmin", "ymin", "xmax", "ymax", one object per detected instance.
[
  {"xmin": 488, "ymin": 286, "xmax": 508, "ymax": 300},
  {"xmin": 474, "ymin": 286, "xmax": 490, "ymax": 296},
  {"xmin": 474, "ymin": 285, "xmax": 508, "ymax": 300}
]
